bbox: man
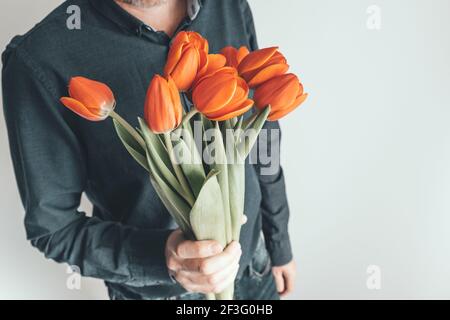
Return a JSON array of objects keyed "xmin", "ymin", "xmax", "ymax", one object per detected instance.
[{"xmin": 2, "ymin": 0, "xmax": 295, "ymax": 300}]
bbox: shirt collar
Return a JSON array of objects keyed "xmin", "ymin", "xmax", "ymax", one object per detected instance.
[
  {"xmin": 89, "ymin": 0, "xmax": 202, "ymax": 35},
  {"xmin": 186, "ymin": 0, "xmax": 202, "ymax": 20}
]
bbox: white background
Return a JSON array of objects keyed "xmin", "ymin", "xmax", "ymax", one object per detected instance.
[{"xmin": 1, "ymin": 0, "xmax": 449, "ymax": 299}]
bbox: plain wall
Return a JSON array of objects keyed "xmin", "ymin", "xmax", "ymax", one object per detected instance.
[{"xmin": 1, "ymin": 0, "xmax": 449, "ymax": 299}]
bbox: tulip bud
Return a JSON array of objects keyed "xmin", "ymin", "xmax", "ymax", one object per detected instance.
[
  {"xmin": 60, "ymin": 76, "xmax": 115, "ymax": 121},
  {"xmin": 164, "ymin": 31, "xmax": 209, "ymax": 92},
  {"xmin": 144, "ymin": 75, "xmax": 183, "ymax": 133},
  {"xmin": 254, "ymin": 73, "xmax": 308, "ymax": 121},
  {"xmin": 192, "ymin": 67, "xmax": 254, "ymax": 121},
  {"xmin": 221, "ymin": 46, "xmax": 249, "ymax": 69},
  {"xmin": 238, "ymin": 47, "xmax": 289, "ymax": 88},
  {"xmin": 183, "ymin": 31, "xmax": 209, "ymax": 54}
]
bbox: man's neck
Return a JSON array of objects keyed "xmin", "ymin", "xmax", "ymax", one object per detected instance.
[{"xmin": 114, "ymin": 0, "xmax": 187, "ymax": 37}]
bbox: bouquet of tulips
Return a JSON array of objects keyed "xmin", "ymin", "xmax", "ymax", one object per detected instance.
[{"xmin": 60, "ymin": 31, "xmax": 307, "ymax": 300}]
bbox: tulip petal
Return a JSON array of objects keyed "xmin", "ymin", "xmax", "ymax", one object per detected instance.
[
  {"xmin": 254, "ymin": 74, "xmax": 299, "ymax": 109},
  {"xmin": 267, "ymin": 51, "xmax": 287, "ymax": 65},
  {"xmin": 173, "ymin": 31, "xmax": 190, "ymax": 44},
  {"xmin": 247, "ymin": 63, "xmax": 289, "ymax": 88},
  {"xmin": 237, "ymin": 46, "xmax": 250, "ymax": 64},
  {"xmin": 186, "ymin": 31, "xmax": 209, "ymax": 53},
  {"xmin": 146, "ymin": 75, "xmax": 178, "ymax": 133},
  {"xmin": 238, "ymin": 47, "xmax": 279, "ymax": 74},
  {"xmin": 68, "ymin": 77, "xmax": 115, "ymax": 115},
  {"xmin": 60, "ymin": 97, "xmax": 102, "ymax": 121},
  {"xmin": 268, "ymin": 93, "xmax": 308, "ymax": 121},
  {"xmin": 204, "ymin": 77, "xmax": 251, "ymax": 120},
  {"xmin": 171, "ymin": 45, "xmax": 200, "ymax": 91},
  {"xmin": 276, "ymin": 82, "xmax": 304, "ymax": 112},
  {"xmin": 196, "ymin": 53, "xmax": 227, "ymax": 82},
  {"xmin": 167, "ymin": 76, "xmax": 183, "ymax": 126},
  {"xmin": 197, "ymin": 50, "xmax": 209, "ymax": 77},
  {"xmin": 204, "ymin": 86, "xmax": 246, "ymax": 119},
  {"xmin": 205, "ymin": 54, "xmax": 227, "ymax": 74},
  {"xmin": 164, "ymin": 41, "xmax": 185, "ymax": 76},
  {"xmin": 221, "ymin": 46, "xmax": 250, "ymax": 69},
  {"xmin": 221, "ymin": 46, "xmax": 239, "ymax": 68},
  {"xmin": 192, "ymin": 72, "xmax": 238, "ymax": 113},
  {"xmin": 207, "ymin": 99, "xmax": 254, "ymax": 121}
]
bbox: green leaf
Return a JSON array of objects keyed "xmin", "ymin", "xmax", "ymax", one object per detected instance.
[
  {"xmin": 144, "ymin": 144, "xmax": 193, "ymax": 237},
  {"xmin": 190, "ymin": 170, "xmax": 227, "ymax": 247},
  {"xmin": 173, "ymin": 132, "xmax": 206, "ymax": 198},
  {"xmin": 207, "ymin": 122, "xmax": 232, "ymax": 243},
  {"xmin": 228, "ymin": 159, "xmax": 245, "ymax": 241},
  {"xmin": 223, "ymin": 120, "xmax": 246, "ymax": 241},
  {"xmin": 237, "ymin": 105, "xmax": 271, "ymax": 158},
  {"xmin": 138, "ymin": 118, "xmax": 183, "ymax": 193},
  {"xmin": 113, "ymin": 119, "xmax": 149, "ymax": 171}
]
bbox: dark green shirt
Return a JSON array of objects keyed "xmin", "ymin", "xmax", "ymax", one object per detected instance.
[{"xmin": 2, "ymin": 0, "xmax": 292, "ymax": 299}]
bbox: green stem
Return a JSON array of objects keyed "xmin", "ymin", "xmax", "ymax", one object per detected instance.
[
  {"xmin": 233, "ymin": 116, "xmax": 244, "ymax": 131},
  {"xmin": 179, "ymin": 107, "xmax": 199, "ymax": 129},
  {"xmin": 215, "ymin": 284, "xmax": 234, "ymax": 300},
  {"xmin": 241, "ymin": 110, "xmax": 259, "ymax": 131},
  {"xmin": 205, "ymin": 293, "xmax": 216, "ymax": 300},
  {"xmin": 163, "ymin": 133, "xmax": 195, "ymax": 207},
  {"xmin": 110, "ymin": 110, "xmax": 145, "ymax": 149}
]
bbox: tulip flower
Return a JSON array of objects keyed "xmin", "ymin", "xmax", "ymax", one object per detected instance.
[
  {"xmin": 164, "ymin": 31, "xmax": 209, "ymax": 91},
  {"xmin": 193, "ymin": 52, "xmax": 227, "ymax": 88},
  {"xmin": 238, "ymin": 47, "xmax": 289, "ymax": 88},
  {"xmin": 144, "ymin": 75, "xmax": 183, "ymax": 133},
  {"xmin": 179, "ymin": 31, "xmax": 209, "ymax": 54},
  {"xmin": 60, "ymin": 77, "xmax": 115, "ymax": 121},
  {"xmin": 221, "ymin": 46, "xmax": 249, "ymax": 69},
  {"xmin": 254, "ymin": 73, "xmax": 308, "ymax": 121},
  {"xmin": 192, "ymin": 67, "xmax": 254, "ymax": 121}
]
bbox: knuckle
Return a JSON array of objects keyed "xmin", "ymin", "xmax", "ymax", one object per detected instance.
[
  {"xmin": 175, "ymin": 243, "xmax": 184, "ymax": 257},
  {"xmin": 199, "ymin": 260, "xmax": 212, "ymax": 274},
  {"xmin": 167, "ymin": 257, "xmax": 178, "ymax": 271},
  {"xmin": 192, "ymin": 241, "xmax": 203, "ymax": 254},
  {"xmin": 206, "ymin": 274, "xmax": 219, "ymax": 286}
]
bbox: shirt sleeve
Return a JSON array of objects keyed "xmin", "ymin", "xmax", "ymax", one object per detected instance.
[
  {"xmin": 241, "ymin": 0, "xmax": 293, "ymax": 266},
  {"xmin": 2, "ymin": 46, "xmax": 174, "ymax": 287}
]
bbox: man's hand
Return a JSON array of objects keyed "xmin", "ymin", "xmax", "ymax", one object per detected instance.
[
  {"xmin": 165, "ymin": 229, "xmax": 241, "ymax": 294},
  {"xmin": 272, "ymin": 260, "xmax": 296, "ymax": 297}
]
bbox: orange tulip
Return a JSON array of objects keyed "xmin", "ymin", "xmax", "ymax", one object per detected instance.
[
  {"xmin": 144, "ymin": 75, "xmax": 183, "ymax": 133},
  {"xmin": 164, "ymin": 31, "xmax": 209, "ymax": 91},
  {"xmin": 254, "ymin": 73, "xmax": 308, "ymax": 121},
  {"xmin": 221, "ymin": 46, "xmax": 249, "ymax": 69},
  {"xmin": 192, "ymin": 67, "xmax": 254, "ymax": 121},
  {"xmin": 179, "ymin": 31, "xmax": 209, "ymax": 54},
  {"xmin": 60, "ymin": 76, "xmax": 115, "ymax": 121},
  {"xmin": 238, "ymin": 47, "xmax": 289, "ymax": 88},
  {"xmin": 193, "ymin": 52, "xmax": 227, "ymax": 88}
]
